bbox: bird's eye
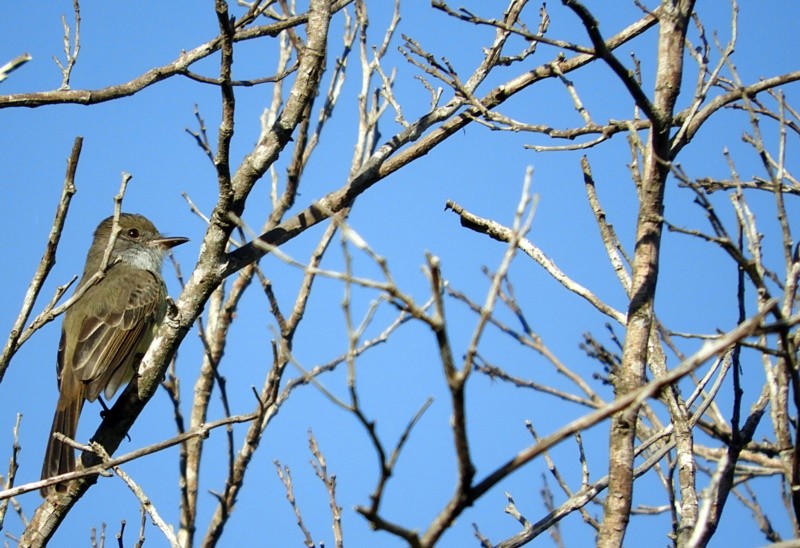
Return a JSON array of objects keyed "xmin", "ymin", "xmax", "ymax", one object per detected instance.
[{"xmin": 127, "ymin": 228, "xmax": 140, "ymax": 238}]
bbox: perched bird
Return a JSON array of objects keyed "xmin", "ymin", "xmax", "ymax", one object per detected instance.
[{"xmin": 41, "ymin": 213, "xmax": 187, "ymax": 496}]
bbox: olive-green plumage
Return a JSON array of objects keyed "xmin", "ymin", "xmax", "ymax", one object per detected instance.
[{"xmin": 41, "ymin": 213, "xmax": 187, "ymax": 496}]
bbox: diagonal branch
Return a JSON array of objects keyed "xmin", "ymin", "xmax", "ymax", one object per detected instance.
[
  {"xmin": 562, "ymin": 0, "xmax": 658, "ymax": 124},
  {"xmin": 224, "ymin": 8, "xmax": 660, "ymax": 275},
  {"xmin": 0, "ymin": 137, "xmax": 81, "ymax": 383},
  {"xmin": 19, "ymin": 1, "xmax": 334, "ymax": 544},
  {"xmin": 0, "ymin": 1, "xmax": 352, "ymax": 109}
]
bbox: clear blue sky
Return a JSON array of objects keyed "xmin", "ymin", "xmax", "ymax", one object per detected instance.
[{"xmin": 2, "ymin": 1, "xmax": 800, "ymax": 546}]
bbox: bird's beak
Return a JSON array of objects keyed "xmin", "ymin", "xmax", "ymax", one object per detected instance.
[{"xmin": 153, "ymin": 236, "xmax": 189, "ymax": 250}]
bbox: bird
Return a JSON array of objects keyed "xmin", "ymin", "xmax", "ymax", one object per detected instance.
[{"xmin": 41, "ymin": 213, "xmax": 187, "ymax": 496}]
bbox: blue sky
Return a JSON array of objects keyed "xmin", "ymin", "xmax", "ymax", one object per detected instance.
[{"xmin": 2, "ymin": 1, "xmax": 800, "ymax": 546}]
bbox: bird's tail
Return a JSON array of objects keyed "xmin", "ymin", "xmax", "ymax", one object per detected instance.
[{"xmin": 41, "ymin": 376, "xmax": 84, "ymax": 497}]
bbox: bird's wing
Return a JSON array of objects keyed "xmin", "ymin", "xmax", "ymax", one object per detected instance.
[{"xmin": 66, "ymin": 264, "xmax": 166, "ymax": 401}]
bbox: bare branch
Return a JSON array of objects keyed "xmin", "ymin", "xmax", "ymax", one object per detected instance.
[
  {"xmin": 0, "ymin": 53, "xmax": 32, "ymax": 82},
  {"xmin": 0, "ymin": 137, "xmax": 81, "ymax": 383}
]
